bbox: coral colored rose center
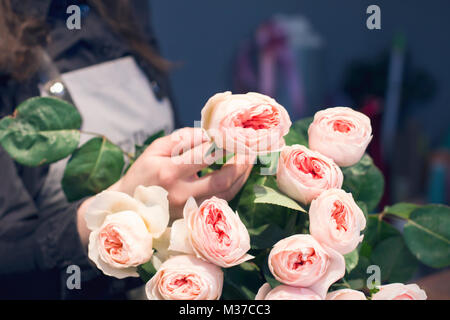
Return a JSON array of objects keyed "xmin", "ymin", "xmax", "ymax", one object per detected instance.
[
  {"xmin": 332, "ymin": 119, "xmax": 354, "ymax": 133},
  {"xmin": 292, "ymin": 249, "xmax": 316, "ymax": 269},
  {"xmin": 166, "ymin": 275, "xmax": 201, "ymax": 296},
  {"xmin": 331, "ymin": 201, "xmax": 348, "ymax": 231},
  {"xmin": 233, "ymin": 105, "xmax": 280, "ymax": 130},
  {"xmin": 203, "ymin": 204, "xmax": 230, "ymax": 244},
  {"xmin": 100, "ymin": 226, "xmax": 128, "ymax": 263},
  {"xmin": 293, "ymin": 153, "xmax": 324, "ymax": 179}
]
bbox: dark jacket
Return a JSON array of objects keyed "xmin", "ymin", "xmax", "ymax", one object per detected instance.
[{"xmin": 0, "ymin": 0, "xmax": 175, "ymax": 299}]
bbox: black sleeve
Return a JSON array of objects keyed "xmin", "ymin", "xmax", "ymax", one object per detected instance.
[{"xmin": 0, "ymin": 146, "xmax": 90, "ymax": 275}]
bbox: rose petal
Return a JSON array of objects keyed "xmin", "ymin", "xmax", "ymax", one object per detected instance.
[
  {"xmin": 309, "ymin": 245, "xmax": 346, "ymax": 298},
  {"xmin": 169, "ymin": 219, "xmax": 195, "ymax": 255},
  {"xmin": 255, "ymin": 283, "xmax": 272, "ymax": 300},
  {"xmin": 85, "ymin": 190, "xmax": 142, "ymax": 230}
]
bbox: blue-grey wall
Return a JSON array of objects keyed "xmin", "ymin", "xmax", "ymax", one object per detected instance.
[{"xmin": 151, "ymin": 0, "xmax": 450, "ymax": 145}]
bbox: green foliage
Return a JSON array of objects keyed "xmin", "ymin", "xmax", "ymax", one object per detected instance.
[
  {"xmin": 253, "ymin": 184, "xmax": 306, "ymax": 212},
  {"xmin": 284, "ymin": 117, "xmax": 313, "ymax": 147},
  {"xmin": 363, "ymin": 215, "xmax": 401, "ymax": 248},
  {"xmin": 341, "ymin": 154, "xmax": 385, "ymax": 212},
  {"xmin": 403, "ymin": 205, "xmax": 450, "ymax": 268},
  {"xmin": 344, "ymin": 249, "xmax": 359, "ymax": 274},
  {"xmin": 222, "ymin": 262, "xmax": 264, "ymax": 300},
  {"xmin": 0, "ymin": 97, "xmax": 81, "ymax": 166},
  {"xmin": 248, "ymin": 224, "xmax": 289, "ymax": 250},
  {"xmin": 383, "ymin": 202, "xmax": 420, "ymax": 219},
  {"xmin": 62, "ymin": 137, "xmax": 125, "ymax": 201},
  {"xmin": 235, "ymin": 169, "xmax": 288, "ymax": 229},
  {"xmin": 137, "ymin": 260, "xmax": 157, "ymax": 284},
  {"xmin": 370, "ymin": 236, "xmax": 418, "ymax": 283}
]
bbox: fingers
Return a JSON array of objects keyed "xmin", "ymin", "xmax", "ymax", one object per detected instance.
[
  {"xmin": 190, "ymin": 153, "xmax": 255, "ymax": 200},
  {"xmin": 210, "ymin": 161, "xmax": 253, "ymax": 201},
  {"xmin": 146, "ymin": 127, "xmax": 208, "ymax": 156},
  {"xmin": 169, "ymin": 141, "xmax": 225, "ymax": 176}
]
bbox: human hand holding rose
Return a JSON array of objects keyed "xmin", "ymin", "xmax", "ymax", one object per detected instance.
[{"xmin": 78, "ymin": 91, "xmax": 431, "ymax": 300}]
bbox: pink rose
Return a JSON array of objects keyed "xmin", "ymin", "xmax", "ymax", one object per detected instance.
[
  {"xmin": 371, "ymin": 283, "xmax": 427, "ymax": 300},
  {"xmin": 255, "ymin": 283, "xmax": 321, "ymax": 300},
  {"xmin": 145, "ymin": 255, "xmax": 223, "ymax": 300},
  {"xmin": 326, "ymin": 289, "xmax": 366, "ymax": 300},
  {"xmin": 268, "ymin": 234, "xmax": 345, "ymax": 298},
  {"xmin": 169, "ymin": 196, "xmax": 253, "ymax": 268},
  {"xmin": 309, "ymin": 189, "xmax": 366, "ymax": 254},
  {"xmin": 88, "ymin": 211, "xmax": 153, "ymax": 278},
  {"xmin": 308, "ymin": 107, "xmax": 372, "ymax": 167},
  {"xmin": 85, "ymin": 186, "xmax": 170, "ymax": 278},
  {"xmin": 201, "ymin": 91, "xmax": 291, "ymax": 155},
  {"xmin": 276, "ymin": 145, "xmax": 343, "ymax": 204}
]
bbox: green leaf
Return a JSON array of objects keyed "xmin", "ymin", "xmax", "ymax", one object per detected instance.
[
  {"xmin": 137, "ymin": 260, "xmax": 157, "ymax": 283},
  {"xmin": 342, "ymin": 154, "xmax": 384, "ymax": 211},
  {"xmin": 346, "ymin": 255, "xmax": 371, "ymax": 290},
  {"xmin": 235, "ymin": 168, "xmax": 291, "ymax": 229},
  {"xmin": 363, "ymin": 215, "xmax": 401, "ymax": 248},
  {"xmin": 370, "ymin": 236, "xmax": 418, "ymax": 283},
  {"xmin": 62, "ymin": 137, "xmax": 125, "ymax": 201},
  {"xmin": 384, "ymin": 202, "xmax": 421, "ymax": 220},
  {"xmin": 403, "ymin": 204, "xmax": 450, "ymax": 268},
  {"xmin": 248, "ymin": 224, "xmax": 289, "ymax": 250},
  {"xmin": 0, "ymin": 97, "xmax": 81, "ymax": 166},
  {"xmin": 344, "ymin": 249, "xmax": 359, "ymax": 274},
  {"xmin": 253, "ymin": 185, "xmax": 306, "ymax": 212},
  {"xmin": 222, "ymin": 262, "xmax": 263, "ymax": 300},
  {"xmin": 284, "ymin": 117, "xmax": 313, "ymax": 147},
  {"xmin": 347, "ymin": 279, "xmax": 366, "ymax": 290}
]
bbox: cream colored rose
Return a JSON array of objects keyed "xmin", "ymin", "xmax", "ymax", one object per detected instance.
[
  {"xmin": 308, "ymin": 107, "xmax": 372, "ymax": 167},
  {"xmin": 309, "ymin": 189, "xmax": 366, "ymax": 254},
  {"xmin": 268, "ymin": 234, "xmax": 345, "ymax": 298},
  {"xmin": 371, "ymin": 283, "xmax": 427, "ymax": 300},
  {"xmin": 85, "ymin": 185, "xmax": 170, "ymax": 278},
  {"xmin": 255, "ymin": 283, "xmax": 321, "ymax": 300},
  {"xmin": 201, "ymin": 91, "xmax": 291, "ymax": 155},
  {"xmin": 276, "ymin": 144, "xmax": 343, "ymax": 204},
  {"xmin": 326, "ymin": 289, "xmax": 366, "ymax": 300},
  {"xmin": 169, "ymin": 196, "xmax": 253, "ymax": 268},
  {"xmin": 145, "ymin": 255, "xmax": 223, "ymax": 300}
]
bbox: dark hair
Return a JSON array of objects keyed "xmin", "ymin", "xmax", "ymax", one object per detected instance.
[{"xmin": 0, "ymin": 0, "xmax": 171, "ymax": 81}]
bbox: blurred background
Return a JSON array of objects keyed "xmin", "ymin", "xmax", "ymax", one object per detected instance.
[{"xmin": 151, "ymin": 0, "xmax": 450, "ymax": 210}]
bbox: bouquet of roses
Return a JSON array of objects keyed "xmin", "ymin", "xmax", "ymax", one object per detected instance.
[{"xmin": 0, "ymin": 92, "xmax": 448, "ymax": 300}]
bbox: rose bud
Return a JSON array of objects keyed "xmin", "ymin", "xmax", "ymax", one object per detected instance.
[
  {"xmin": 169, "ymin": 196, "xmax": 253, "ymax": 268},
  {"xmin": 268, "ymin": 234, "xmax": 345, "ymax": 298},
  {"xmin": 371, "ymin": 283, "xmax": 427, "ymax": 300},
  {"xmin": 276, "ymin": 144, "xmax": 343, "ymax": 204},
  {"xmin": 85, "ymin": 185, "xmax": 170, "ymax": 278},
  {"xmin": 201, "ymin": 91, "xmax": 291, "ymax": 155},
  {"xmin": 255, "ymin": 283, "xmax": 321, "ymax": 300},
  {"xmin": 308, "ymin": 106, "xmax": 372, "ymax": 167},
  {"xmin": 326, "ymin": 289, "xmax": 366, "ymax": 300},
  {"xmin": 309, "ymin": 188, "xmax": 366, "ymax": 254},
  {"xmin": 145, "ymin": 255, "xmax": 223, "ymax": 300}
]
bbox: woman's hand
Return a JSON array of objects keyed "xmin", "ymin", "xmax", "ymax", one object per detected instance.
[
  {"xmin": 111, "ymin": 127, "xmax": 253, "ymax": 218},
  {"xmin": 77, "ymin": 127, "xmax": 254, "ymax": 246}
]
